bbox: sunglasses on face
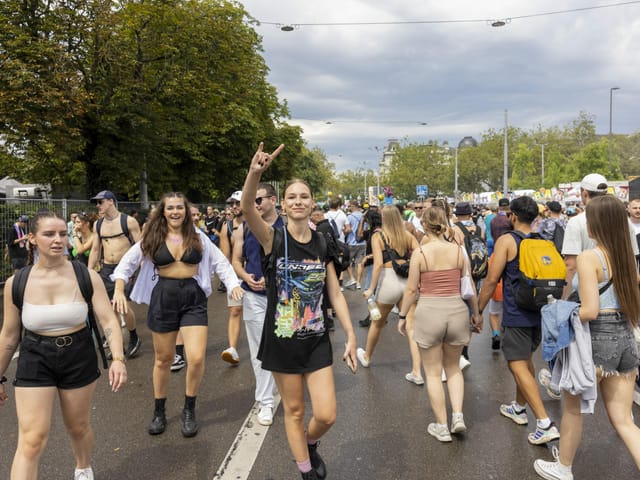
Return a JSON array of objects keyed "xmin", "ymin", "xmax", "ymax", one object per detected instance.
[
  {"xmin": 227, "ymin": 201, "xmax": 240, "ymax": 207},
  {"xmin": 255, "ymin": 196, "xmax": 272, "ymax": 206}
]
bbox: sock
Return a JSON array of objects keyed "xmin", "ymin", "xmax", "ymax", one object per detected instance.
[
  {"xmin": 306, "ymin": 434, "xmax": 318, "ymax": 445},
  {"xmin": 297, "ymin": 459, "xmax": 312, "ymax": 473},
  {"xmin": 557, "ymin": 461, "xmax": 572, "ymax": 472},
  {"xmin": 176, "ymin": 344, "xmax": 185, "ymax": 357},
  {"xmin": 74, "ymin": 467, "xmax": 93, "ymax": 479},
  {"xmin": 537, "ymin": 417, "xmax": 551, "ymax": 429},
  {"xmin": 514, "ymin": 401, "xmax": 526, "ymax": 412},
  {"xmin": 452, "ymin": 412, "xmax": 464, "ymax": 421},
  {"xmin": 185, "ymin": 395, "xmax": 196, "ymax": 410},
  {"xmin": 154, "ymin": 398, "xmax": 166, "ymax": 413},
  {"xmin": 492, "ymin": 330, "xmax": 500, "ymax": 337},
  {"xmin": 129, "ymin": 329, "xmax": 138, "ymax": 342}
]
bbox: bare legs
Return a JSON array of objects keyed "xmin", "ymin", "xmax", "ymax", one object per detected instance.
[{"xmin": 421, "ymin": 344, "xmax": 464, "ymax": 424}]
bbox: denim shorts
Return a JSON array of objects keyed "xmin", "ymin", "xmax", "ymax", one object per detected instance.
[
  {"xmin": 14, "ymin": 328, "xmax": 100, "ymax": 389},
  {"xmin": 590, "ymin": 312, "xmax": 639, "ymax": 375}
]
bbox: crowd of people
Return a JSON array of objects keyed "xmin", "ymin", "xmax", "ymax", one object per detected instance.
[{"xmin": 1, "ymin": 161, "xmax": 640, "ymax": 479}]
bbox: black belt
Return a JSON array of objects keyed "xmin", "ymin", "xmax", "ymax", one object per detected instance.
[{"xmin": 24, "ymin": 327, "xmax": 90, "ymax": 348}]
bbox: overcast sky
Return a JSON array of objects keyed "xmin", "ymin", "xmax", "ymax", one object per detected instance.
[{"xmin": 240, "ymin": 1, "xmax": 640, "ymax": 172}]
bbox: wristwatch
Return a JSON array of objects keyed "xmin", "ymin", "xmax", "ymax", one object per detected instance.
[
  {"xmin": 111, "ymin": 356, "xmax": 126, "ymax": 364},
  {"xmin": 0, "ymin": 375, "xmax": 8, "ymax": 385}
]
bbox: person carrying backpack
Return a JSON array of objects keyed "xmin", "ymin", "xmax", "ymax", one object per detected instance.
[
  {"xmin": 536, "ymin": 201, "xmax": 566, "ymax": 254},
  {"xmin": 478, "ymin": 196, "xmax": 561, "ymax": 447},
  {"xmin": 0, "ymin": 210, "xmax": 127, "ymax": 480},
  {"xmin": 453, "ymin": 202, "xmax": 489, "ymax": 291}
]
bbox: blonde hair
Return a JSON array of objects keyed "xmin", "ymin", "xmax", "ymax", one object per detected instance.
[{"xmin": 380, "ymin": 205, "xmax": 409, "ymax": 256}]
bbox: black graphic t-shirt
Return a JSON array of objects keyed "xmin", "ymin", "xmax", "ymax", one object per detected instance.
[{"xmin": 258, "ymin": 228, "xmax": 333, "ymax": 373}]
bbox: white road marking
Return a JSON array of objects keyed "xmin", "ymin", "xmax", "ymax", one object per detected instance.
[{"xmin": 212, "ymin": 394, "xmax": 281, "ymax": 480}]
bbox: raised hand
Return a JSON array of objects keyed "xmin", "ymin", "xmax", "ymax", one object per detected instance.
[{"xmin": 250, "ymin": 142, "xmax": 285, "ymax": 174}]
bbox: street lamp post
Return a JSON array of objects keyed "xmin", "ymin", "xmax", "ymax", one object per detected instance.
[
  {"xmin": 454, "ymin": 147, "xmax": 459, "ymax": 200},
  {"xmin": 535, "ymin": 143, "xmax": 546, "ymax": 186},
  {"xmin": 609, "ymin": 87, "xmax": 620, "ymax": 173}
]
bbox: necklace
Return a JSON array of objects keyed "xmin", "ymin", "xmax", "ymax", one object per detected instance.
[{"xmin": 168, "ymin": 234, "xmax": 182, "ymax": 244}]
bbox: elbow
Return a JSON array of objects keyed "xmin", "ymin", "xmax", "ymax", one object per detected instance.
[{"xmin": 578, "ymin": 307, "xmax": 598, "ymax": 322}]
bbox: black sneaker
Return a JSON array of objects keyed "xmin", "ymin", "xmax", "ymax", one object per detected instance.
[
  {"xmin": 301, "ymin": 470, "xmax": 319, "ymax": 480},
  {"xmin": 359, "ymin": 315, "xmax": 371, "ymax": 328},
  {"xmin": 171, "ymin": 354, "xmax": 186, "ymax": 372},
  {"xmin": 148, "ymin": 412, "xmax": 167, "ymax": 435},
  {"xmin": 491, "ymin": 335, "xmax": 501, "ymax": 351},
  {"xmin": 125, "ymin": 337, "xmax": 142, "ymax": 359},
  {"xmin": 308, "ymin": 442, "xmax": 326, "ymax": 479},
  {"xmin": 181, "ymin": 407, "xmax": 199, "ymax": 437}
]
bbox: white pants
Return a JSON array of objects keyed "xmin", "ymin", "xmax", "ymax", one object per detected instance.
[{"xmin": 243, "ymin": 291, "xmax": 277, "ymax": 408}]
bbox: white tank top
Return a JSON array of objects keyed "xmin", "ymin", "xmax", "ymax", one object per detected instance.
[{"xmin": 21, "ymin": 284, "xmax": 88, "ymax": 333}]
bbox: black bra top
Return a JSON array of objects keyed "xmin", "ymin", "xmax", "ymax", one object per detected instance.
[{"xmin": 153, "ymin": 242, "xmax": 202, "ymax": 267}]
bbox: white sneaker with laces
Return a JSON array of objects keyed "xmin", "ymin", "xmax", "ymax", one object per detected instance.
[
  {"xmin": 451, "ymin": 413, "xmax": 466, "ymax": 433},
  {"xmin": 538, "ymin": 367, "xmax": 561, "ymax": 400},
  {"xmin": 427, "ymin": 423, "xmax": 452, "ymax": 442},
  {"xmin": 257, "ymin": 406, "xmax": 273, "ymax": 426},
  {"xmin": 534, "ymin": 459, "xmax": 573, "ymax": 480},
  {"xmin": 74, "ymin": 467, "xmax": 94, "ymax": 480}
]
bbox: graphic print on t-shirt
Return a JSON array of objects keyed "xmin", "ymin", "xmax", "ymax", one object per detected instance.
[{"xmin": 274, "ymin": 255, "xmax": 326, "ymax": 339}]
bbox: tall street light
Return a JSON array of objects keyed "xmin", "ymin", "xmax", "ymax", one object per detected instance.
[{"xmin": 609, "ymin": 87, "xmax": 620, "ymax": 173}]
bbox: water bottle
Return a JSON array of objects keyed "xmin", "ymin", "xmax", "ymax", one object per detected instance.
[{"xmin": 367, "ymin": 297, "xmax": 381, "ymax": 321}]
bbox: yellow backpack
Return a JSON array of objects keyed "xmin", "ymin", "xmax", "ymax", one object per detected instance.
[{"xmin": 512, "ymin": 231, "xmax": 566, "ymax": 311}]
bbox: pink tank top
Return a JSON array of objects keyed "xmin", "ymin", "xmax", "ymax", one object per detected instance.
[{"xmin": 418, "ymin": 247, "xmax": 461, "ymax": 297}]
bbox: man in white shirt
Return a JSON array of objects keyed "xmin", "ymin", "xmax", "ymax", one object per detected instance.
[
  {"xmin": 627, "ymin": 197, "xmax": 640, "ymax": 235},
  {"xmin": 325, "ymin": 199, "xmax": 348, "ymax": 243}
]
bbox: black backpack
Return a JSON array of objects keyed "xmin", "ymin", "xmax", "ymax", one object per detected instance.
[
  {"xmin": 550, "ymin": 222, "xmax": 565, "ymax": 254},
  {"xmin": 12, "ymin": 261, "xmax": 109, "ymax": 369},
  {"xmin": 455, "ymin": 222, "xmax": 489, "ymax": 280}
]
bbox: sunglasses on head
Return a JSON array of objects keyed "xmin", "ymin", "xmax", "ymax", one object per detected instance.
[
  {"xmin": 227, "ymin": 201, "xmax": 240, "ymax": 206},
  {"xmin": 255, "ymin": 195, "xmax": 272, "ymax": 206}
]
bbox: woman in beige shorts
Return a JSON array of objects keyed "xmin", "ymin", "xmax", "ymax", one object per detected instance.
[{"xmin": 398, "ymin": 205, "xmax": 482, "ymax": 442}]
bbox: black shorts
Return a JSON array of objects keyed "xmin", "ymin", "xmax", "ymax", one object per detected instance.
[
  {"xmin": 100, "ymin": 263, "xmax": 133, "ymax": 300},
  {"xmin": 502, "ymin": 326, "xmax": 541, "ymax": 361},
  {"xmin": 147, "ymin": 277, "xmax": 208, "ymax": 333},
  {"xmin": 14, "ymin": 328, "xmax": 100, "ymax": 389}
]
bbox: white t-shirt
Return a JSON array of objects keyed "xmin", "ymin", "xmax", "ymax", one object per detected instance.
[
  {"xmin": 325, "ymin": 209, "xmax": 348, "ymax": 242},
  {"xmin": 562, "ymin": 212, "xmax": 639, "ymax": 256}
]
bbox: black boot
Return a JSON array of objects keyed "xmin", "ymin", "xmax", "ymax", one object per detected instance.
[
  {"xmin": 148, "ymin": 398, "xmax": 167, "ymax": 435},
  {"xmin": 301, "ymin": 470, "xmax": 319, "ymax": 480},
  {"xmin": 308, "ymin": 442, "xmax": 326, "ymax": 479},
  {"xmin": 181, "ymin": 395, "xmax": 199, "ymax": 437},
  {"xmin": 359, "ymin": 315, "xmax": 371, "ymax": 327}
]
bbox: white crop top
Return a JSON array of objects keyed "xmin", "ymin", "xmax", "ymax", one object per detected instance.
[{"xmin": 21, "ymin": 285, "xmax": 88, "ymax": 333}]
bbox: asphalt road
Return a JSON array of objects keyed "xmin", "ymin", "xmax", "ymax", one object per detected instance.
[{"xmin": 0, "ymin": 283, "xmax": 638, "ymax": 480}]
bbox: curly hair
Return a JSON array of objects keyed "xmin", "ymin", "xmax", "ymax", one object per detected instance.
[{"xmin": 141, "ymin": 192, "xmax": 202, "ymax": 261}]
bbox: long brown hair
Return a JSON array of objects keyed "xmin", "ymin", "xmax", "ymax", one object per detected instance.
[
  {"xmin": 586, "ymin": 195, "xmax": 640, "ymax": 326},
  {"xmin": 141, "ymin": 192, "xmax": 202, "ymax": 260},
  {"xmin": 380, "ymin": 205, "xmax": 410, "ymax": 256}
]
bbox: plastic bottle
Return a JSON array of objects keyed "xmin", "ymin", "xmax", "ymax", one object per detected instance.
[{"xmin": 367, "ymin": 297, "xmax": 381, "ymax": 321}]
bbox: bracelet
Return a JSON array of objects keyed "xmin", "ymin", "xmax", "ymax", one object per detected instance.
[
  {"xmin": 0, "ymin": 375, "xmax": 7, "ymax": 385},
  {"xmin": 398, "ymin": 314, "xmax": 407, "ymax": 320},
  {"xmin": 111, "ymin": 356, "xmax": 126, "ymax": 364}
]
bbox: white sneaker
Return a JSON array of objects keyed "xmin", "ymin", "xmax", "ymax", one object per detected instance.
[
  {"xmin": 221, "ymin": 347, "xmax": 240, "ymax": 365},
  {"xmin": 356, "ymin": 348, "xmax": 370, "ymax": 367},
  {"xmin": 459, "ymin": 356, "xmax": 471, "ymax": 371},
  {"xmin": 441, "ymin": 370, "xmax": 447, "ymax": 382},
  {"xmin": 257, "ymin": 406, "xmax": 273, "ymax": 426},
  {"xmin": 538, "ymin": 368, "xmax": 561, "ymax": 400},
  {"xmin": 427, "ymin": 423, "xmax": 452, "ymax": 442},
  {"xmin": 343, "ymin": 279, "xmax": 356, "ymax": 288},
  {"xmin": 451, "ymin": 413, "xmax": 467, "ymax": 433},
  {"xmin": 356, "ymin": 282, "xmax": 362, "ymax": 289},
  {"xmin": 74, "ymin": 467, "xmax": 94, "ymax": 480},
  {"xmin": 533, "ymin": 459, "xmax": 573, "ymax": 480}
]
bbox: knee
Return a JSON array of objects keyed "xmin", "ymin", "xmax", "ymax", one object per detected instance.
[
  {"xmin": 186, "ymin": 353, "xmax": 205, "ymax": 370},
  {"xmin": 18, "ymin": 431, "xmax": 49, "ymax": 460},
  {"xmin": 154, "ymin": 352, "xmax": 174, "ymax": 369},
  {"xmin": 284, "ymin": 402, "xmax": 306, "ymax": 424},
  {"xmin": 314, "ymin": 410, "xmax": 336, "ymax": 428},
  {"xmin": 66, "ymin": 420, "xmax": 91, "ymax": 441}
]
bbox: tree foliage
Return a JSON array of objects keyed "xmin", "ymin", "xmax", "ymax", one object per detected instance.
[{"xmin": 0, "ymin": 0, "xmax": 303, "ymax": 201}]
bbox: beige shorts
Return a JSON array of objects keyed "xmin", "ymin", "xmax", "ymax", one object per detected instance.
[
  {"xmin": 413, "ymin": 296, "xmax": 471, "ymax": 349},
  {"xmin": 375, "ymin": 267, "xmax": 407, "ymax": 306},
  {"xmin": 227, "ymin": 296, "xmax": 243, "ymax": 308}
]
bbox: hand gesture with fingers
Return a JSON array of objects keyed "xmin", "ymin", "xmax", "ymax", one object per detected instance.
[{"xmin": 250, "ymin": 142, "xmax": 285, "ymax": 174}]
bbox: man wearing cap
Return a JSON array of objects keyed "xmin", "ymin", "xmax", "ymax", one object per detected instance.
[
  {"xmin": 561, "ymin": 173, "xmax": 639, "ymax": 297},
  {"xmin": 219, "ymin": 190, "xmax": 244, "ymax": 365},
  {"xmin": 88, "ymin": 190, "xmax": 142, "ymax": 358},
  {"xmin": 7, "ymin": 215, "xmax": 29, "ymax": 272}
]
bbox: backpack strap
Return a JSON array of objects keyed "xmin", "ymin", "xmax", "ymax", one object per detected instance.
[
  {"xmin": 70, "ymin": 261, "xmax": 108, "ymax": 369},
  {"xmin": 379, "ymin": 232, "xmax": 400, "ymax": 260},
  {"xmin": 96, "ymin": 213, "xmax": 133, "ymax": 262},
  {"xmin": 455, "ymin": 221, "xmax": 477, "ymax": 237},
  {"xmin": 12, "ymin": 265, "xmax": 33, "ymax": 312}
]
